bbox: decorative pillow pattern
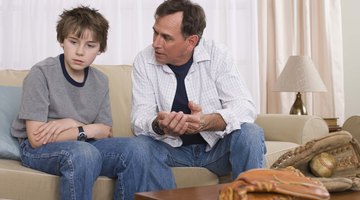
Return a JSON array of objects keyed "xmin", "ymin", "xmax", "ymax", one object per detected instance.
[{"xmin": 0, "ymin": 86, "xmax": 22, "ymax": 160}]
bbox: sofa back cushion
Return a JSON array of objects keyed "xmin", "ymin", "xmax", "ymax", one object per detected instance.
[
  {"xmin": 94, "ymin": 65, "xmax": 133, "ymax": 137},
  {"xmin": 0, "ymin": 65, "xmax": 134, "ymax": 138}
]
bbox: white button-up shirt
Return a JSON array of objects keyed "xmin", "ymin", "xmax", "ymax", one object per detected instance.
[{"xmin": 131, "ymin": 39, "xmax": 256, "ymax": 150}]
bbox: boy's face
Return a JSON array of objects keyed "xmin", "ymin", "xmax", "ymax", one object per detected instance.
[{"xmin": 61, "ymin": 29, "xmax": 100, "ymax": 74}]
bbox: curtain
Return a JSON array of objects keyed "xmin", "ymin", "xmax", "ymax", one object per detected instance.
[
  {"xmin": 258, "ymin": 0, "xmax": 344, "ymax": 123},
  {"xmin": 0, "ymin": 0, "xmax": 260, "ymax": 112}
]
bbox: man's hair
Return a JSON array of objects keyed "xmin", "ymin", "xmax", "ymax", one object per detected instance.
[
  {"xmin": 56, "ymin": 6, "xmax": 109, "ymax": 52},
  {"xmin": 155, "ymin": 0, "xmax": 206, "ymax": 39}
]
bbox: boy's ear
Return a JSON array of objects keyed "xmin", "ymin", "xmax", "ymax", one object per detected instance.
[
  {"xmin": 60, "ymin": 43, "xmax": 64, "ymax": 48},
  {"xmin": 97, "ymin": 52, "xmax": 101, "ymax": 55}
]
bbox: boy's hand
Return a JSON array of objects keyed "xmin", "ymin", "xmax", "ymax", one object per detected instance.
[
  {"xmin": 34, "ymin": 118, "xmax": 82, "ymax": 144},
  {"xmin": 83, "ymin": 124, "xmax": 112, "ymax": 139}
]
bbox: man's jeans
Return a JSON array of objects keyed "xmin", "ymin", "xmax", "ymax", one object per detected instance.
[
  {"xmin": 130, "ymin": 122, "xmax": 266, "ymax": 191},
  {"xmin": 20, "ymin": 137, "xmax": 140, "ymax": 200}
]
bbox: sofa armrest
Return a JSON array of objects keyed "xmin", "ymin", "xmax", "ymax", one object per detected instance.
[
  {"xmin": 342, "ymin": 115, "xmax": 360, "ymax": 143},
  {"xmin": 255, "ymin": 114, "xmax": 329, "ymax": 145}
]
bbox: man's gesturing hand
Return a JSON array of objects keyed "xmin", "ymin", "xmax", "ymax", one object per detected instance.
[
  {"xmin": 185, "ymin": 101, "xmax": 205, "ymax": 134},
  {"xmin": 156, "ymin": 111, "xmax": 188, "ymax": 136}
]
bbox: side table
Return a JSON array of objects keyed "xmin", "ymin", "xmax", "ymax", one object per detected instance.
[
  {"xmin": 328, "ymin": 125, "xmax": 342, "ymax": 132},
  {"xmin": 323, "ymin": 117, "xmax": 342, "ymax": 132},
  {"xmin": 135, "ymin": 184, "xmax": 360, "ymax": 200}
]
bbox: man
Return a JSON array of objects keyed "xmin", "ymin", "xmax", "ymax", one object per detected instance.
[{"xmin": 131, "ymin": 0, "xmax": 266, "ymax": 190}]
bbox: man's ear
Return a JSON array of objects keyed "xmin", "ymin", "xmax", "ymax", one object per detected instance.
[{"xmin": 187, "ymin": 35, "xmax": 199, "ymax": 50}]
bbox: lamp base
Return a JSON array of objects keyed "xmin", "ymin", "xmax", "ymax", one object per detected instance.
[{"xmin": 290, "ymin": 92, "xmax": 307, "ymax": 115}]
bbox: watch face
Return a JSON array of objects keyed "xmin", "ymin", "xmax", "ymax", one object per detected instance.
[{"xmin": 78, "ymin": 132, "xmax": 87, "ymax": 141}]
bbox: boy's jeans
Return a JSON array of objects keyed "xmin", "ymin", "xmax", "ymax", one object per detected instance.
[{"xmin": 20, "ymin": 137, "xmax": 145, "ymax": 200}]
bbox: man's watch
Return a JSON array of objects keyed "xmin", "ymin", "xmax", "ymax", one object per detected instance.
[
  {"xmin": 152, "ymin": 119, "xmax": 165, "ymax": 135},
  {"xmin": 77, "ymin": 126, "xmax": 87, "ymax": 141}
]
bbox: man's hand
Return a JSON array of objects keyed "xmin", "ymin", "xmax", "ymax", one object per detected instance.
[
  {"xmin": 156, "ymin": 111, "xmax": 188, "ymax": 136},
  {"xmin": 155, "ymin": 101, "xmax": 226, "ymax": 136},
  {"xmin": 186, "ymin": 101, "xmax": 227, "ymax": 133},
  {"xmin": 185, "ymin": 101, "xmax": 205, "ymax": 134}
]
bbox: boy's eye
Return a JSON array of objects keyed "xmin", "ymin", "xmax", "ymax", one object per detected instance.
[{"xmin": 87, "ymin": 43, "xmax": 99, "ymax": 48}]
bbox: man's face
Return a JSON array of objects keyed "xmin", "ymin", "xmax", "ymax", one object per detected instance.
[
  {"xmin": 61, "ymin": 29, "xmax": 100, "ymax": 73},
  {"xmin": 152, "ymin": 12, "xmax": 197, "ymax": 66}
]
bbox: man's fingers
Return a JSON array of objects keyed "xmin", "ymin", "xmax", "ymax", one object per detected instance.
[
  {"xmin": 178, "ymin": 122, "xmax": 188, "ymax": 135},
  {"xmin": 172, "ymin": 114, "xmax": 188, "ymax": 134},
  {"xmin": 188, "ymin": 101, "xmax": 202, "ymax": 113},
  {"xmin": 159, "ymin": 111, "xmax": 176, "ymax": 128},
  {"xmin": 168, "ymin": 112, "xmax": 184, "ymax": 130}
]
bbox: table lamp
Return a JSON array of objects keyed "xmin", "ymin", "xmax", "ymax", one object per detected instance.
[{"xmin": 273, "ymin": 55, "xmax": 327, "ymax": 115}]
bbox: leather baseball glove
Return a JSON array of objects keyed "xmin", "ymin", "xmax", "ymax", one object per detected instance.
[
  {"xmin": 271, "ymin": 131, "xmax": 360, "ymax": 192},
  {"xmin": 219, "ymin": 166, "xmax": 330, "ymax": 200}
]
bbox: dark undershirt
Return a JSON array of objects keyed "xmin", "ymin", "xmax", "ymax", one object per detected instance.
[
  {"xmin": 59, "ymin": 54, "xmax": 89, "ymax": 87},
  {"xmin": 168, "ymin": 57, "xmax": 206, "ymax": 145}
]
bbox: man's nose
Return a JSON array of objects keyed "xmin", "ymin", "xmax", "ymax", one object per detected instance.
[{"xmin": 152, "ymin": 35, "xmax": 163, "ymax": 48}]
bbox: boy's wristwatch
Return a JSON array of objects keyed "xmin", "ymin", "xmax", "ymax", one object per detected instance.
[{"xmin": 77, "ymin": 126, "xmax": 87, "ymax": 141}]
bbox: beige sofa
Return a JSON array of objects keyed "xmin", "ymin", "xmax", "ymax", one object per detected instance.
[
  {"xmin": 343, "ymin": 115, "xmax": 360, "ymax": 144},
  {"xmin": 0, "ymin": 65, "xmax": 329, "ymax": 200}
]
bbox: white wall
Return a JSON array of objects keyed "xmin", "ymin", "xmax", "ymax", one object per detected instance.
[{"xmin": 342, "ymin": 0, "xmax": 360, "ymax": 120}]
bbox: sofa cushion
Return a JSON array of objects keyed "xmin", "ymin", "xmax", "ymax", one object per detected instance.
[
  {"xmin": 0, "ymin": 86, "xmax": 22, "ymax": 160},
  {"xmin": 0, "ymin": 159, "xmax": 114, "ymax": 200}
]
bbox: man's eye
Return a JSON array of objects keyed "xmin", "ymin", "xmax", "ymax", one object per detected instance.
[{"xmin": 164, "ymin": 36, "xmax": 171, "ymax": 41}]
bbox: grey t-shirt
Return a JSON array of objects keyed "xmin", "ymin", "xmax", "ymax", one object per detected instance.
[{"xmin": 11, "ymin": 54, "xmax": 112, "ymax": 139}]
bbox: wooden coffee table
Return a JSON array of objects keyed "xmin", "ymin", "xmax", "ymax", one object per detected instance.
[{"xmin": 135, "ymin": 183, "xmax": 360, "ymax": 200}]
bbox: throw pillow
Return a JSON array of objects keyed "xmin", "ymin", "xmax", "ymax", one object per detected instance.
[{"xmin": 0, "ymin": 86, "xmax": 22, "ymax": 160}]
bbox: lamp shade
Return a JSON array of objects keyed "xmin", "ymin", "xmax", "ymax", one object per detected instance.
[{"xmin": 273, "ymin": 55, "xmax": 327, "ymax": 92}]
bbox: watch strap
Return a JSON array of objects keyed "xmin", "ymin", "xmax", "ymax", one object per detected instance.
[{"xmin": 77, "ymin": 126, "xmax": 87, "ymax": 141}]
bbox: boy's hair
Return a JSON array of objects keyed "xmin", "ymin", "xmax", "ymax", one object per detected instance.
[
  {"xmin": 155, "ymin": 0, "xmax": 206, "ymax": 40},
  {"xmin": 56, "ymin": 6, "xmax": 109, "ymax": 52}
]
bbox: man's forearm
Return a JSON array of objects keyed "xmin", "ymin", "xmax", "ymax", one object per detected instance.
[{"xmin": 200, "ymin": 113, "xmax": 226, "ymax": 132}]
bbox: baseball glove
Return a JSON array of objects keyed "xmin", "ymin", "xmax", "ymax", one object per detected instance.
[
  {"xmin": 271, "ymin": 131, "xmax": 360, "ymax": 192},
  {"xmin": 219, "ymin": 166, "xmax": 330, "ymax": 200}
]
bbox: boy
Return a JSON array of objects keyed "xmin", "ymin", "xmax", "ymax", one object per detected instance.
[{"xmin": 11, "ymin": 6, "xmax": 136, "ymax": 200}]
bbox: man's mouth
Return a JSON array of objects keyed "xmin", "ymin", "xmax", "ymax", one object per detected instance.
[{"xmin": 155, "ymin": 51, "xmax": 165, "ymax": 56}]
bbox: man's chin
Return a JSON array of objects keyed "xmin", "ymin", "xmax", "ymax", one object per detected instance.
[{"xmin": 155, "ymin": 57, "xmax": 166, "ymax": 65}]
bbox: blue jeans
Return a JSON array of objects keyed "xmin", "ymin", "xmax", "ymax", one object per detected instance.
[
  {"xmin": 20, "ymin": 137, "xmax": 139, "ymax": 200},
  {"xmin": 130, "ymin": 122, "xmax": 266, "ymax": 191}
]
